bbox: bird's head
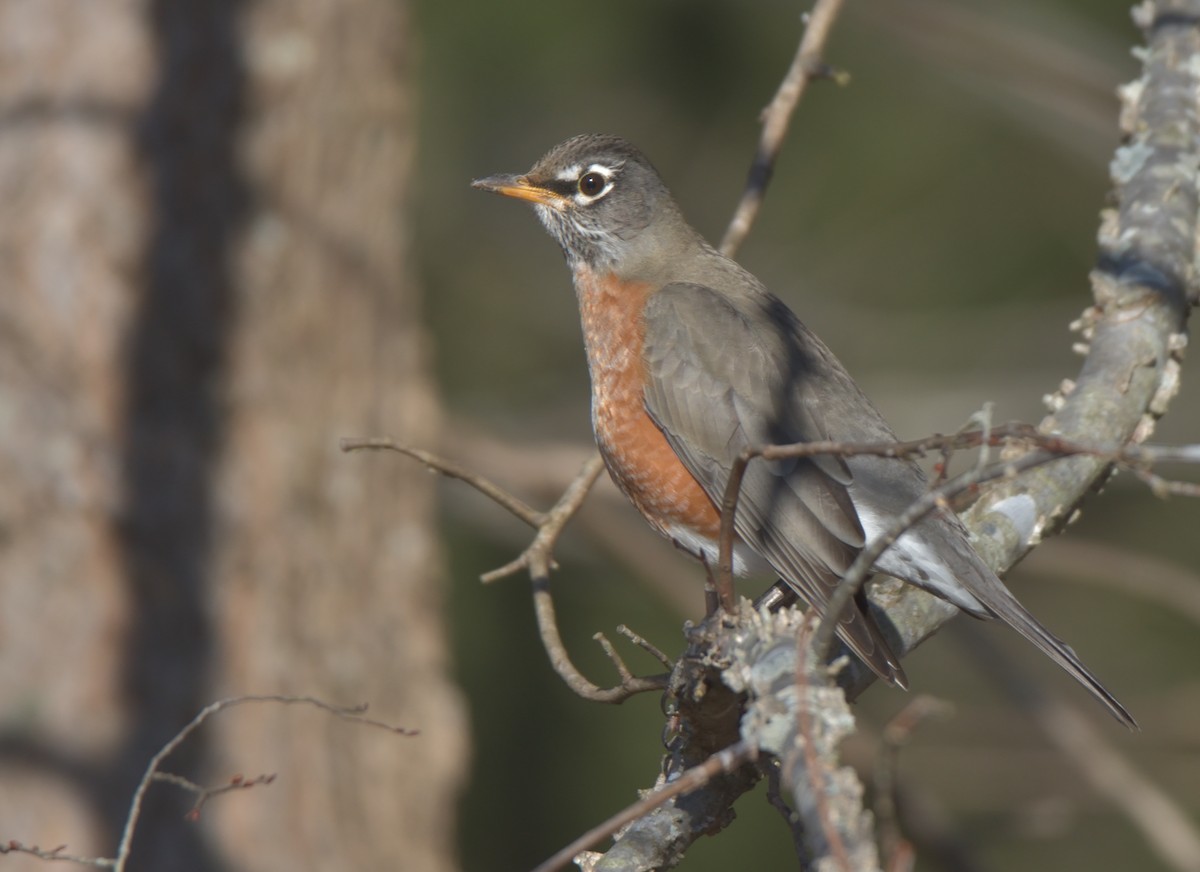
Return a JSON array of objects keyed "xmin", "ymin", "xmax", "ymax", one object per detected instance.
[{"xmin": 473, "ymin": 134, "xmax": 678, "ymax": 271}]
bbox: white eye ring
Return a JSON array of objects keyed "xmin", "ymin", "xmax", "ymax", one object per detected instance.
[{"xmin": 573, "ymin": 164, "xmax": 616, "ymax": 203}]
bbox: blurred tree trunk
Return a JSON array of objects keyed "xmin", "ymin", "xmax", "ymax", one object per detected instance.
[{"xmin": 0, "ymin": 1, "xmax": 465, "ymax": 871}]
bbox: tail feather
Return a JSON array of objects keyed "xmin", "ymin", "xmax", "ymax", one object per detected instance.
[
  {"xmin": 885, "ymin": 520, "xmax": 1138, "ymax": 729},
  {"xmin": 970, "ymin": 578, "xmax": 1138, "ymax": 730}
]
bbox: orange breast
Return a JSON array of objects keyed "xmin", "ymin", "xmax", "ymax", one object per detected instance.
[{"xmin": 573, "ymin": 266, "xmax": 723, "ymax": 546}]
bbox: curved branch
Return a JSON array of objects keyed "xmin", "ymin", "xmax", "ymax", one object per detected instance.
[
  {"xmin": 842, "ymin": 0, "xmax": 1198, "ymax": 698},
  {"xmin": 596, "ymin": 3, "xmax": 1200, "ymax": 868}
]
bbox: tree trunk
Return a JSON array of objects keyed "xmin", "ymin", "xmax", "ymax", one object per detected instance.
[{"xmin": 0, "ymin": 1, "xmax": 464, "ymax": 869}]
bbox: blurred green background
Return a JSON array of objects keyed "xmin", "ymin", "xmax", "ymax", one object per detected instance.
[{"xmin": 411, "ymin": 1, "xmax": 1198, "ymax": 870}]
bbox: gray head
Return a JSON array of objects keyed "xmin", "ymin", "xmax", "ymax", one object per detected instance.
[{"xmin": 473, "ymin": 134, "xmax": 687, "ymax": 271}]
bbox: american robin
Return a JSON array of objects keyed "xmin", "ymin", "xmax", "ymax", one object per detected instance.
[{"xmin": 473, "ymin": 134, "xmax": 1135, "ymax": 728}]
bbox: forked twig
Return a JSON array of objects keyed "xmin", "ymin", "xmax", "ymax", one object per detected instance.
[
  {"xmin": 529, "ymin": 573, "xmax": 667, "ymax": 703},
  {"xmin": 342, "ymin": 437, "xmax": 605, "ymax": 584},
  {"xmin": 114, "ymin": 695, "xmax": 413, "ymax": 869},
  {"xmin": 0, "ymin": 843, "xmax": 111, "ymax": 868},
  {"xmin": 150, "ymin": 771, "xmax": 278, "ymax": 822},
  {"xmin": 3, "ymin": 695, "xmax": 415, "ymax": 872},
  {"xmin": 616, "ymin": 624, "xmax": 674, "ymax": 670},
  {"xmin": 480, "ymin": 454, "xmax": 606, "ymax": 584},
  {"xmin": 347, "ymin": 439, "xmax": 666, "ymax": 702}
]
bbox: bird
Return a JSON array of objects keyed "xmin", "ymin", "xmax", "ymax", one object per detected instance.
[{"xmin": 473, "ymin": 133, "xmax": 1135, "ymax": 729}]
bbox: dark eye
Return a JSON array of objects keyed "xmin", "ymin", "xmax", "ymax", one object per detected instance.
[{"xmin": 578, "ymin": 172, "xmax": 607, "ymax": 196}]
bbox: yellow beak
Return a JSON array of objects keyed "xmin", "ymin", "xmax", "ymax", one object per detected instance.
[{"xmin": 471, "ymin": 173, "xmax": 565, "ymax": 207}]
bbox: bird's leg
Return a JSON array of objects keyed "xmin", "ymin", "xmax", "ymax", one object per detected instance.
[
  {"xmin": 701, "ymin": 559, "xmax": 722, "ymax": 617},
  {"xmin": 753, "ymin": 580, "xmax": 798, "ymax": 613}
]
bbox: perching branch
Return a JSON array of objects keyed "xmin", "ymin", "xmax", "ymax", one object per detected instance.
[{"xmin": 596, "ymin": 3, "xmax": 1200, "ymax": 867}]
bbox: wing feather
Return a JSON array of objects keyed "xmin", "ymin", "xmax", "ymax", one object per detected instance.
[{"xmin": 642, "ymin": 282, "xmax": 903, "ymax": 683}]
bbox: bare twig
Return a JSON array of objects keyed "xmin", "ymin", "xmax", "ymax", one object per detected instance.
[
  {"xmin": 874, "ymin": 696, "xmax": 955, "ymax": 869},
  {"xmin": 480, "ymin": 455, "xmax": 605, "ymax": 584},
  {"xmin": 0, "ymin": 842, "xmax": 111, "ymax": 868},
  {"xmin": 530, "ymin": 574, "xmax": 667, "ymax": 703},
  {"xmin": 343, "ymin": 437, "xmax": 606, "ymax": 584},
  {"xmin": 721, "ymin": 0, "xmax": 850, "ymax": 256},
  {"xmin": 530, "ymin": 740, "xmax": 758, "ymax": 872},
  {"xmin": 812, "ymin": 433, "xmax": 1200, "ymax": 662},
  {"xmin": 715, "ymin": 425, "xmax": 1039, "ymax": 603},
  {"xmin": 150, "ymin": 771, "xmax": 278, "ymax": 822},
  {"xmin": 592, "ymin": 632, "xmax": 634, "ymax": 683},
  {"xmin": 4, "ymin": 695, "xmax": 415, "ymax": 872},
  {"xmin": 348, "ymin": 440, "xmax": 666, "ymax": 701},
  {"xmin": 616, "ymin": 624, "xmax": 674, "ymax": 670},
  {"xmin": 113, "ymin": 695, "xmax": 414, "ymax": 870},
  {"xmin": 340, "ymin": 437, "xmax": 542, "ymax": 527},
  {"xmin": 810, "ymin": 448, "xmax": 1061, "ymax": 664},
  {"xmin": 710, "ymin": 425, "xmax": 1200, "ymax": 656}
]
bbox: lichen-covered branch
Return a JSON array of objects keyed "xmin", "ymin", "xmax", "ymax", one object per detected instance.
[
  {"xmin": 844, "ymin": 0, "xmax": 1198, "ymax": 697},
  {"xmin": 592, "ymin": 3, "xmax": 1199, "ymax": 868},
  {"xmin": 723, "ymin": 608, "xmax": 881, "ymax": 872}
]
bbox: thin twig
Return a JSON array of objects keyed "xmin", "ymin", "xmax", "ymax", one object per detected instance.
[
  {"xmin": 340, "ymin": 437, "xmax": 543, "ymax": 527},
  {"xmin": 0, "ymin": 843, "xmax": 112, "ymax": 868},
  {"xmin": 811, "ymin": 449, "xmax": 1059, "ymax": 663},
  {"xmin": 481, "ymin": 455, "xmax": 605, "ymax": 583},
  {"xmin": 714, "ymin": 447, "xmax": 754, "ymax": 611},
  {"xmin": 720, "ymin": 0, "xmax": 849, "ymax": 256},
  {"xmin": 3, "ymin": 695, "xmax": 415, "ymax": 872},
  {"xmin": 150, "ymin": 771, "xmax": 278, "ymax": 822},
  {"xmin": 616, "ymin": 624, "xmax": 674, "ymax": 670},
  {"xmin": 530, "ymin": 575, "xmax": 667, "ymax": 703},
  {"xmin": 714, "ymin": 426, "xmax": 1033, "ymax": 603},
  {"xmin": 592, "ymin": 633, "xmax": 634, "ymax": 682},
  {"xmin": 353, "ymin": 439, "xmax": 666, "ymax": 700},
  {"xmin": 347, "ymin": 435, "xmax": 599, "ymax": 583},
  {"xmin": 113, "ymin": 695, "xmax": 414, "ymax": 870},
  {"xmin": 1131, "ymin": 467, "xmax": 1200, "ymax": 497},
  {"xmin": 504, "ymin": 455, "xmax": 670, "ymax": 700},
  {"xmin": 874, "ymin": 696, "xmax": 954, "ymax": 868},
  {"xmin": 711, "ymin": 426, "xmax": 1200, "ymax": 639},
  {"xmin": 530, "ymin": 740, "xmax": 758, "ymax": 872}
]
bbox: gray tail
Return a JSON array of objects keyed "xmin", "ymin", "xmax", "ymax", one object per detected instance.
[{"xmin": 978, "ymin": 587, "xmax": 1137, "ymax": 730}]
